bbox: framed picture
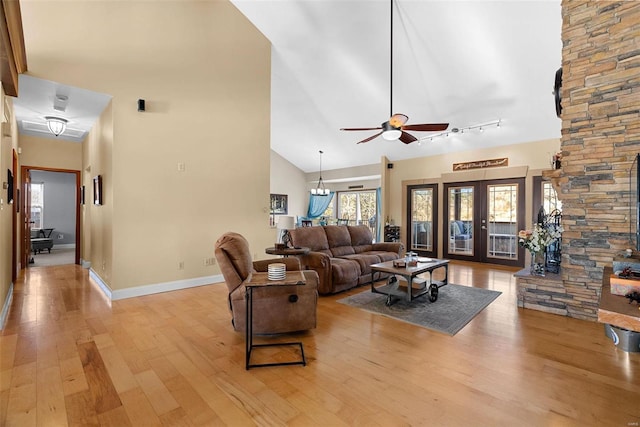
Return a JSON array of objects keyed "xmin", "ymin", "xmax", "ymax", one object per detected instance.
[
  {"xmin": 6, "ymin": 169, "xmax": 13, "ymax": 204},
  {"xmin": 93, "ymin": 175, "xmax": 102, "ymax": 205},
  {"xmin": 270, "ymin": 193, "xmax": 288, "ymax": 215}
]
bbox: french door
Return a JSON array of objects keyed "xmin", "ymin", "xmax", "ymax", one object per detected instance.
[
  {"xmin": 407, "ymin": 184, "xmax": 438, "ymax": 258},
  {"xmin": 444, "ymin": 178, "xmax": 525, "ymax": 267}
]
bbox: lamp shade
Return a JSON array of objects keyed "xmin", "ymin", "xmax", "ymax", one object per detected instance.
[{"xmin": 277, "ymin": 216, "xmax": 295, "ymax": 230}]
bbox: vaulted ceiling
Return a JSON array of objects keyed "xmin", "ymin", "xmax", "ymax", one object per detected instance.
[
  {"xmin": 9, "ymin": 1, "xmax": 563, "ymax": 174},
  {"xmin": 231, "ymin": 0, "xmax": 563, "ymax": 172}
]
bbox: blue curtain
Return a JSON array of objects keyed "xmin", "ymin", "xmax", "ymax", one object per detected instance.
[
  {"xmin": 306, "ymin": 192, "xmax": 334, "ymax": 219},
  {"xmin": 376, "ymin": 187, "xmax": 382, "ymax": 242}
]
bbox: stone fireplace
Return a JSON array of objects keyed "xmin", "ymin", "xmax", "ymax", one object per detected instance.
[{"xmin": 518, "ymin": 2, "xmax": 640, "ymax": 321}]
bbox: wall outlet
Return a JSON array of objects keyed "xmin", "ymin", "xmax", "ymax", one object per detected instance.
[
  {"xmin": 177, "ymin": 162, "xmax": 186, "ymax": 172},
  {"xmin": 178, "ymin": 261, "xmax": 184, "ymax": 270},
  {"xmin": 203, "ymin": 257, "xmax": 216, "ymax": 266}
]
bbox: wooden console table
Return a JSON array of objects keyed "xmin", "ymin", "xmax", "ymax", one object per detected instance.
[{"xmin": 598, "ymin": 267, "xmax": 640, "ymax": 332}]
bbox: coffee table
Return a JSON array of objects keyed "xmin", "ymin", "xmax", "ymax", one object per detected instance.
[{"xmin": 370, "ymin": 258, "xmax": 449, "ymax": 306}]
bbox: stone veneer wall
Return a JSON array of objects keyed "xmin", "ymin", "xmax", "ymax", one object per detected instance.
[{"xmin": 556, "ymin": 1, "xmax": 640, "ymax": 320}]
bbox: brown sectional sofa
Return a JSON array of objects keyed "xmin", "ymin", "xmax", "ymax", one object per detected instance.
[{"xmin": 289, "ymin": 225, "xmax": 404, "ymax": 294}]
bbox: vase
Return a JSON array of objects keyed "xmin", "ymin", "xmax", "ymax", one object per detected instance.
[{"xmin": 530, "ymin": 251, "xmax": 545, "ymax": 276}]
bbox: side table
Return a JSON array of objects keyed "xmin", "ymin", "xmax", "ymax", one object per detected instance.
[
  {"xmin": 265, "ymin": 246, "xmax": 310, "ymax": 257},
  {"xmin": 244, "ymin": 271, "xmax": 307, "ymax": 369}
]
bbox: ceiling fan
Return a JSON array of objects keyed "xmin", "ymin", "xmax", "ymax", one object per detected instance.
[{"xmin": 340, "ymin": 0, "xmax": 449, "ymax": 145}]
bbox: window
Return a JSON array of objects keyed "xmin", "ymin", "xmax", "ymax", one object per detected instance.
[
  {"xmin": 31, "ymin": 182, "xmax": 44, "ymax": 229},
  {"xmin": 533, "ymin": 177, "xmax": 562, "ymax": 218},
  {"xmin": 322, "ymin": 189, "xmax": 378, "ymax": 235},
  {"xmin": 542, "ymin": 181, "xmax": 562, "ymax": 214}
]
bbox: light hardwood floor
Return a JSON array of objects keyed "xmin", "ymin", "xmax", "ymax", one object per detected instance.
[{"xmin": 1, "ymin": 262, "xmax": 639, "ymax": 426}]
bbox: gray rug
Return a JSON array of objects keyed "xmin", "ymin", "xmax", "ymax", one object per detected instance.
[{"xmin": 337, "ymin": 284, "xmax": 501, "ymax": 336}]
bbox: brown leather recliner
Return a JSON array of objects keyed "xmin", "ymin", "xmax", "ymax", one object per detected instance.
[{"xmin": 214, "ymin": 232, "xmax": 318, "ymax": 334}]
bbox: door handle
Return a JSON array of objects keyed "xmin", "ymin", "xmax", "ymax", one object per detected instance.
[{"xmin": 481, "ymin": 225, "xmax": 487, "ymax": 230}]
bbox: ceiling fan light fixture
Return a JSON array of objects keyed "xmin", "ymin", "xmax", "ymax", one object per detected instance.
[
  {"xmin": 381, "ymin": 121, "xmax": 401, "ymax": 140},
  {"xmin": 45, "ymin": 116, "xmax": 67, "ymax": 137}
]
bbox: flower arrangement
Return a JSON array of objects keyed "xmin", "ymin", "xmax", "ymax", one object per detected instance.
[{"xmin": 518, "ymin": 223, "xmax": 563, "ymax": 255}]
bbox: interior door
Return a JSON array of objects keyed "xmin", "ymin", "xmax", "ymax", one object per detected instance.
[
  {"xmin": 22, "ymin": 168, "xmax": 32, "ymax": 266},
  {"xmin": 407, "ymin": 184, "xmax": 438, "ymax": 258},
  {"xmin": 444, "ymin": 178, "xmax": 525, "ymax": 267}
]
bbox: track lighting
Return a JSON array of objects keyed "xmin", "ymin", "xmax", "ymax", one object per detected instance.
[{"xmin": 418, "ymin": 119, "xmax": 501, "ymax": 144}]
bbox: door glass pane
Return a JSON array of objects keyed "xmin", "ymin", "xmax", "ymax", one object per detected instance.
[
  {"xmin": 448, "ymin": 186, "xmax": 473, "ymax": 255},
  {"xmin": 410, "ymin": 188, "xmax": 433, "ymax": 252},
  {"xmin": 487, "ymin": 184, "xmax": 518, "ymax": 259}
]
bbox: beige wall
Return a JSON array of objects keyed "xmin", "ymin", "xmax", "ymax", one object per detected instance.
[
  {"xmin": 384, "ymin": 138, "xmax": 561, "ymax": 254},
  {"xmin": 0, "ymin": 88, "xmax": 19, "ymax": 324},
  {"xmin": 19, "ymin": 134, "xmax": 83, "ymax": 171},
  {"xmin": 270, "ymin": 150, "xmax": 307, "ymax": 221},
  {"xmin": 21, "ymin": 0, "xmax": 272, "ymax": 291}
]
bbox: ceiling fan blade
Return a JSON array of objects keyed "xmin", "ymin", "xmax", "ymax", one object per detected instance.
[
  {"xmin": 389, "ymin": 113, "xmax": 409, "ymax": 127},
  {"xmin": 399, "ymin": 131, "xmax": 417, "ymax": 144},
  {"xmin": 401, "ymin": 123, "xmax": 449, "ymax": 132},
  {"xmin": 341, "ymin": 126, "xmax": 383, "ymax": 131},
  {"xmin": 356, "ymin": 131, "xmax": 383, "ymax": 144}
]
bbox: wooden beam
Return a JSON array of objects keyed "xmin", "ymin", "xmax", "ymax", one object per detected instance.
[{"xmin": 0, "ymin": 0, "xmax": 27, "ymax": 97}]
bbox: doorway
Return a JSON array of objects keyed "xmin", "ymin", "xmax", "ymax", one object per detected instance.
[
  {"xmin": 406, "ymin": 183, "xmax": 438, "ymax": 258},
  {"xmin": 20, "ymin": 166, "xmax": 81, "ymax": 268},
  {"xmin": 443, "ymin": 178, "xmax": 525, "ymax": 267}
]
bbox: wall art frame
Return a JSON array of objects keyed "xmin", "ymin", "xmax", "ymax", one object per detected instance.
[
  {"xmin": 93, "ymin": 175, "xmax": 102, "ymax": 205},
  {"xmin": 270, "ymin": 193, "xmax": 288, "ymax": 215}
]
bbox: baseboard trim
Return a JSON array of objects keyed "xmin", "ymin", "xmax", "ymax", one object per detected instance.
[
  {"xmin": 56, "ymin": 243, "xmax": 76, "ymax": 249},
  {"xmin": 89, "ymin": 269, "xmax": 112, "ymax": 300},
  {"xmin": 0, "ymin": 282, "xmax": 14, "ymax": 331},
  {"xmin": 89, "ymin": 270, "xmax": 225, "ymax": 301}
]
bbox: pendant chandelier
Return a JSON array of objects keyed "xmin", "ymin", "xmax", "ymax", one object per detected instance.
[
  {"xmin": 45, "ymin": 116, "xmax": 68, "ymax": 137},
  {"xmin": 310, "ymin": 150, "xmax": 330, "ymax": 196}
]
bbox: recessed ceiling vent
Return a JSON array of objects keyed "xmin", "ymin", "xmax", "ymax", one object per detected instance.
[{"xmin": 53, "ymin": 93, "xmax": 69, "ymax": 112}]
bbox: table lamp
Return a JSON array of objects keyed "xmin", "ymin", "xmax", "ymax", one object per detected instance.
[{"xmin": 276, "ymin": 216, "xmax": 296, "ymax": 248}]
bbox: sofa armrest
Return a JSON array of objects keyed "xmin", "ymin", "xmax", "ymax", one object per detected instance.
[
  {"xmin": 372, "ymin": 241, "xmax": 404, "ymax": 256},
  {"xmin": 253, "ymin": 257, "xmax": 301, "ymax": 272},
  {"xmin": 298, "ymin": 252, "xmax": 332, "ymax": 294}
]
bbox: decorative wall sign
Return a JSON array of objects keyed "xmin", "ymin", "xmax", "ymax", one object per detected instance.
[{"xmin": 453, "ymin": 157, "xmax": 508, "ymax": 171}]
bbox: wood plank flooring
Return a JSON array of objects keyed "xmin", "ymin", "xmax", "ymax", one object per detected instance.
[{"xmin": 1, "ymin": 262, "xmax": 639, "ymax": 426}]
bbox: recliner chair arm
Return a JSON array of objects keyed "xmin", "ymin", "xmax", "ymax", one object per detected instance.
[{"xmin": 253, "ymin": 257, "xmax": 301, "ymax": 272}]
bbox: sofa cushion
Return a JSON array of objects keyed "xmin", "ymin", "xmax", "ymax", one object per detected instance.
[
  {"xmin": 348, "ymin": 225, "xmax": 376, "ymax": 253},
  {"xmin": 330, "ymin": 258, "xmax": 361, "ymax": 286},
  {"xmin": 340, "ymin": 253, "xmax": 381, "ymax": 275},
  {"xmin": 325, "ymin": 225, "xmax": 352, "ymax": 246},
  {"xmin": 365, "ymin": 250, "xmax": 398, "ymax": 262},
  {"xmin": 289, "ymin": 226, "xmax": 330, "ymax": 253}
]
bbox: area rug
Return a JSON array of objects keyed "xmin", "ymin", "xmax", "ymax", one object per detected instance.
[{"xmin": 337, "ymin": 284, "xmax": 501, "ymax": 336}]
